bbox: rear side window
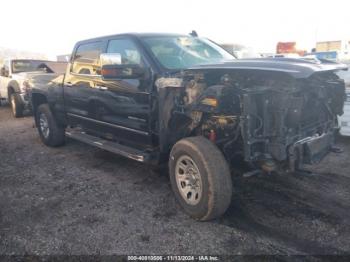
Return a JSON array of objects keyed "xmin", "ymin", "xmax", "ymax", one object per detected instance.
[{"xmin": 72, "ymin": 41, "xmax": 103, "ymax": 75}]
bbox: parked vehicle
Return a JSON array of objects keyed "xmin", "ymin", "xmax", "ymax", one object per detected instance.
[
  {"xmin": 305, "ymin": 41, "xmax": 350, "ymax": 63},
  {"xmin": 316, "ymin": 40, "xmax": 350, "ymax": 62},
  {"xmin": 31, "ymin": 33, "xmax": 346, "ymax": 220},
  {"xmin": 337, "ymin": 72, "xmax": 350, "ymax": 136},
  {"xmin": 338, "ymin": 89, "xmax": 350, "ymax": 136},
  {"xmin": 0, "ymin": 59, "xmax": 67, "ymax": 117}
]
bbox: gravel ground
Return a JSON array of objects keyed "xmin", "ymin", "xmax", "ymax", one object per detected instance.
[{"xmin": 0, "ymin": 105, "xmax": 350, "ymax": 256}]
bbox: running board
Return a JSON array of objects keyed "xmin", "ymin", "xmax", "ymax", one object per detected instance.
[{"xmin": 65, "ymin": 130, "xmax": 149, "ymax": 162}]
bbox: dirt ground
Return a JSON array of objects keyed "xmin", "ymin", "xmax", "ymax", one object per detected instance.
[{"xmin": 0, "ymin": 105, "xmax": 350, "ymax": 256}]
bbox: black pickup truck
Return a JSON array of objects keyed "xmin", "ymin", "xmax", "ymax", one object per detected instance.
[{"xmin": 31, "ymin": 33, "xmax": 346, "ymax": 220}]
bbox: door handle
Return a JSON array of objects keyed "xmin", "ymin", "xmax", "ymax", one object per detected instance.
[
  {"xmin": 66, "ymin": 82, "xmax": 73, "ymax": 87},
  {"xmin": 96, "ymin": 85, "xmax": 108, "ymax": 90}
]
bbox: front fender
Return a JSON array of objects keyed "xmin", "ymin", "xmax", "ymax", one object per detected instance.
[{"xmin": 7, "ymin": 80, "xmax": 21, "ymax": 95}]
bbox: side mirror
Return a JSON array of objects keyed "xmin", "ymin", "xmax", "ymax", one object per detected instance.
[{"xmin": 100, "ymin": 53, "xmax": 145, "ymax": 80}]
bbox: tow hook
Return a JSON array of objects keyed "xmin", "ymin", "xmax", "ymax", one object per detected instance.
[
  {"xmin": 261, "ymin": 159, "xmax": 278, "ymax": 174},
  {"xmin": 243, "ymin": 159, "xmax": 278, "ymax": 178}
]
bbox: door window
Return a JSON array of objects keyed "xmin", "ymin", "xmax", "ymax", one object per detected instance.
[
  {"xmin": 72, "ymin": 41, "xmax": 103, "ymax": 75},
  {"xmin": 107, "ymin": 39, "xmax": 142, "ymax": 66}
]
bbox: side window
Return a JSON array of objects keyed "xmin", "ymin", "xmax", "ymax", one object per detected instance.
[
  {"xmin": 107, "ymin": 39, "xmax": 142, "ymax": 66},
  {"xmin": 72, "ymin": 41, "xmax": 103, "ymax": 75}
]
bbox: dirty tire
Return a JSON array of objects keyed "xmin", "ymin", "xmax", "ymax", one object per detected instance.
[
  {"xmin": 169, "ymin": 136, "xmax": 232, "ymax": 221},
  {"xmin": 36, "ymin": 104, "xmax": 65, "ymax": 147},
  {"xmin": 10, "ymin": 93, "xmax": 24, "ymax": 118}
]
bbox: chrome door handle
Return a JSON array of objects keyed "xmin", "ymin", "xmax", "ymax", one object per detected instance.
[
  {"xmin": 96, "ymin": 85, "xmax": 108, "ymax": 90},
  {"xmin": 66, "ymin": 82, "xmax": 73, "ymax": 87}
]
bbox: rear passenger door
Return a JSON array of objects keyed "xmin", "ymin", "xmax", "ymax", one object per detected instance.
[{"xmin": 63, "ymin": 41, "xmax": 104, "ymax": 120}]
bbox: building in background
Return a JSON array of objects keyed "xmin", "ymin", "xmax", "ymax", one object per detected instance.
[
  {"xmin": 57, "ymin": 54, "xmax": 70, "ymax": 62},
  {"xmin": 0, "ymin": 47, "xmax": 47, "ymax": 64},
  {"xmin": 309, "ymin": 40, "xmax": 350, "ymax": 62},
  {"xmin": 276, "ymin": 42, "xmax": 306, "ymax": 57}
]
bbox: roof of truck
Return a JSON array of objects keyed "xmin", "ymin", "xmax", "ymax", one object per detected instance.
[{"xmin": 76, "ymin": 33, "xmax": 188, "ymax": 44}]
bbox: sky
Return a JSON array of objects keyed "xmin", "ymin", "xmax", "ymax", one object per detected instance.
[{"xmin": 1, "ymin": 0, "xmax": 349, "ymax": 59}]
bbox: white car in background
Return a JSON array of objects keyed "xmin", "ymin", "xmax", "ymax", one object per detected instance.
[
  {"xmin": 0, "ymin": 59, "xmax": 67, "ymax": 117},
  {"xmin": 338, "ymin": 87, "xmax": 350, "ymax": 136},
  {"xmin": 336, "ymin": 66, "xmax": 350, "ymax": 136}
]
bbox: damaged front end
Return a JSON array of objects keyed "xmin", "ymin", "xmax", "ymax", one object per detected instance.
[{"xmin": 157, "ymin": 59, "xmax": 346, "ymax": 172}]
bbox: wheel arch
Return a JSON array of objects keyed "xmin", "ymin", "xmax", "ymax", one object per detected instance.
[{"xmin": 7, "ymin": 81, "xmax": 20, "ymax": 100}]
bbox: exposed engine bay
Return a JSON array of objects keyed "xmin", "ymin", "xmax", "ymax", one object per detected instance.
[{"xmin": 157, "ymin": 65, "xmax": 346, "ymax": 172}]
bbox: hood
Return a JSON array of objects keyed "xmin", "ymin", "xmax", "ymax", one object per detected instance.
[
  {"xmin": 11, "ymin": 73, "xmax": 27, "ymax": 80},
  {"xmin": 188, "ymin": 58, "xmax": 348, "ymax": 79}
]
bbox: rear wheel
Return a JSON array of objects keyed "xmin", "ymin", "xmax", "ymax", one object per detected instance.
[
  {"xmin": 36, "ymin": 104, "xmax": 65, "ymax": 147},
  {"xmin": 10, "ymin": 93, "xmax": 24, "ymax": 118},
  {"xmin": 169, "ymin": 136, "xmax": 233, "ymax": 221}
]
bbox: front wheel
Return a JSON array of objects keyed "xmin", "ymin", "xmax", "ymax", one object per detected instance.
[
  {"xmin": 169, "ymin": 136, "xmax": 233, "ymax": 221},
  {"xmin": 36, "ymin": 104, "xmax": 65, "ymax": 147}
]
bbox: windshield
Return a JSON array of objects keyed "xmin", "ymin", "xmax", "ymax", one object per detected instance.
[
  {"xmin": 142, "ymin": 36, "xmax": 235, "ymax": 70},
  {"xmin": 11, "ymin": 60, "xmax": 48, "ymax": 73}
]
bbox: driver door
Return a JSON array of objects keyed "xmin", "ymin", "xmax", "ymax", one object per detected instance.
[{"xmin": 92, "ymin": 37, "xmax": 153, "ymax": 147}]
